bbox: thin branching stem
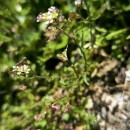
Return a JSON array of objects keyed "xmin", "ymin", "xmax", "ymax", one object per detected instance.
[
  {"xmin": 70, "ymin": 63, "xmax": 79, "ymax": 78},
  {"xmin": 52, "ymin": 95, "xmax": 68, "ymax": 104},
  {"xmin": 56, "ymin": 26, "xmax": 87, "ymax": 71}
]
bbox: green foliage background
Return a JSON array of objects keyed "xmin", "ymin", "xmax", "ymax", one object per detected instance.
[{"xmin": 0, "ymin": 0, "xmax": 130, "ymax": 130}]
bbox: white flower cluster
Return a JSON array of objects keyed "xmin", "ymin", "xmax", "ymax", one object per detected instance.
[
  {"xmin": 12, "ymin": 64, "xmax": 31, "ymax": 76},
  {"xmin": 37, "ymin": 6, "xmax": 59, "ymax": 24}
]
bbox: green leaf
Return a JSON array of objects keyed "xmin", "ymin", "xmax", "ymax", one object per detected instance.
[
  {"xmin": 126, "ymin": 35, "xmax": 130, "ymax": 39},
  {"xmin": 95, "ymin": 26, "xmax": 107, "ymax": 33},
  {"xmin": 62, "ymin": 113, "xmax": 69, "ymax": 121},
  {"xmin": 0, "ymin": 34, "xmax": 12, "ymax": 42},
  {"xmin": 83, "ymin": 73, "xmax": 89, "ymax": 85},
  {"xmin": 122, "ymin": 5, "xmax": 130, "ymax": 11},
  {"xmin": 106, "ymin": 28, "xmax": 129, "ymax": 40}
]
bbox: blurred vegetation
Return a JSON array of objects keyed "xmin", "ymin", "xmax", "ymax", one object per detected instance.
[{"xmin": 0, "ymin": 0, "xmax": 130, "ymax": 130}]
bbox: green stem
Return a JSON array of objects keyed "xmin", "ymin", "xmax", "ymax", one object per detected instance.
[
  {"xmin": 56, "ymin": 26, "xmax": 87, "ymax": 71},
  {"xmin": 70, "ymin": 63, "xmax": 79, "ymax": 78},
  {"xmin": 27, "ymin": 75, "xmax": 45, "ymax": 80},
  {"xmin": 84, "ymin": 0, "xmax": 95, "ymax": 45}
]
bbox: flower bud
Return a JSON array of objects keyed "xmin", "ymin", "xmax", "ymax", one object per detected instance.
[
  {"xmin": 51, "ymin": 104, "xmax": 60, "ymax": 111},
  {"xmin": 74, "ymin": 0, "xmax": 82, "ymax": 7},
  {"xmin": 34, "ymin": 112, "xmax": 46, "ymax": 121}
]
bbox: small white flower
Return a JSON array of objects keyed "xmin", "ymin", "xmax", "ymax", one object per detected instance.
[
  {"xmin": 125, "ymin": 70, "xmax": 130, "ymax": 81},
  {"xmin": 23, "ymin": 65, "xmax": 31, "ymax": 73},
  {"xmin": 48, "ymin": 6, "xmax": 58, "ymax": 13},
  {"xmin": 36, "ymin": 13, "xmax": 44, "ymax": 22},
  {"xmin": 17, "ymin": 71, "xmax": 22, "ymax": 75},
  {"xmin": 12, "ymin": 66, "xmax": 18, "ymax": 71},
  {"xmin": 75, "ymin": 0, "xmax": 82, "ymax": 7}
]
